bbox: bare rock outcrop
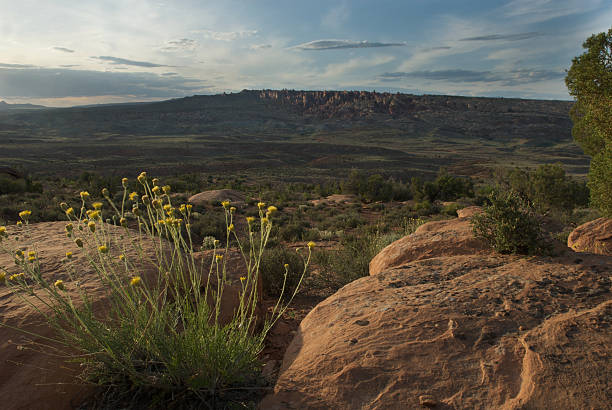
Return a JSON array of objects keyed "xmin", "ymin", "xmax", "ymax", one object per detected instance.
[
  {"xmin": 369, "ymin": 210, "xmax": 486, "ymax": 276},
  {"xmin": 567, "ymin": 217, "xmax": 612, "ymax": 256},
  {"xmin": 188, "ymin": 189, "xmax": 247, "ymax": 207},
  {"xmin": 262, "ymin": 251, "xmax": 612, "ymax": 409}
]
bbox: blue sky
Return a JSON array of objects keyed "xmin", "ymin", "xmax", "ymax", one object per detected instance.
[{"xmin": 0, "ymin": 0, "xmax": 610, "ymax": 106}]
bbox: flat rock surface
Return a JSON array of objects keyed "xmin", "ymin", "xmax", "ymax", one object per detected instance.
[
  {"xmin": 568, "ymin": 217, "xmax": 612, "ymax": 256},
  {"xmin": 262, "ymin": 251, "xmax": 612, "ymax": 409},
  {"xmin": 369, "ymin": 214, "xmax": 487, "ymax": 276}
]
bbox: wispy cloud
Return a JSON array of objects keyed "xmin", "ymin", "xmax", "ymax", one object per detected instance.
[
  {"xmin": 91, "ymin": 56, "xmax": 167, "ymax": 67},
  {"xmin": 53, "ymin": 46, "xmax": 75, "ymax": 53},
  {"xmin": 0, "ymin": 67, "xmax": 209, "ymax": 99},
  {"xmin": 0, "ymin": 62, "xmax": 36, "ymax": 68},
  {"xmin": 293, "ymin": 40, "xmax": 406, "ymax": 50},
  {"xmin": 197, "ymin": 29, "xmax": 258, "ymax": 41},
  {"xmin": 459, "ymin": 32, "xmax": 542, "ymax": 41},
  {"xmin": 421, "ymin": 46, "xmax": 452, "ymax": 52},
  {"xmin": 159, "ymin": 38, "xmax": 197, "ymax": 52},
  {"xmin": 380, "ymin": 68, "xmax": 564, "ymax": 85},
  {"xmin": 502, "ymin": 0, "xmax": 600, "ymax": 23},
  {"xmin": 250, "ymin": 44, "xmax": 272, "ymax": 50}
]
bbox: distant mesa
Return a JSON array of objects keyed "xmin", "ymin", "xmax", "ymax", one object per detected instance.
[
  {"xmin": 188, "ymin": 189, "xmax": 247, "ymax": 207},
  {"xmin": 0, "ymin": 100, "xmax": 47, "ymax": 111}
]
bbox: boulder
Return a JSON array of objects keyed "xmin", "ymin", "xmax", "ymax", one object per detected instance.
[
  {"xmin": 567, "ymin": 217, "xmax": 612, "ymax": 256},
  {"xmin": 310, "ymin": 194, "xmax": 357, "ymax": 206},
  {"xmin": 188, "ymin": 189, "xmax": 247, "ymax": 207},
  {"xmin": 261, "ymin": 251, "xmax": 612, "ymax": 409},
  {"xmin": 369, "ymin": 212, "xmax": 487, "ymax": 276}
]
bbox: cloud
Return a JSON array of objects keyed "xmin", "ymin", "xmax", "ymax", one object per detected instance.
[
  {"xmin": 502, "ymin": 0, "xmax": 600, "ymax": 23},
  {"xmin": 0, "ymin": 67, "xmax": 209, "ymax": 99},
  {"xmin": 159, "ymin": 38, "xmax": 197, "ymax": 52},
  {"xmin": 198, "ymin": 30, "xmax": 258, "ymax": 41},
  {"xmin": 161, "ymin": 72, "xmax": 178, "ymax": 76},
  {"xmin": 0, "ymin": 62, "xmax": 36, "ymax": 68},
  {"xmin": 53, "ymin": 46, "xmax": 75, "ymax": 53},
  {"xmin": 421, "ymin": 46, "xmax": 452, "ymax": 52},
  {"xmin": 250, "ymin": 44, "xmax": 272, "ymax": 50},
  {"xmin": 379, "ymin": 68, "xmax": 564, "ymax": 85},
  {"xmin": 60, "ymin": 64, "xmax": 79, "ymax": 68},
  {"xmin": 91, "ymin": 56, "xmax": 167, "ymax": 67},
  {"xmin": 292, "ymin": 39, "xmax": 406, "ymax": 50},
  {"xmin": 459, "ymin": 32, "xmax": 542, "ymax": 41},
  {"xmin": 323, "ymin": 55, "xmax": 395, "ymax": 77}
]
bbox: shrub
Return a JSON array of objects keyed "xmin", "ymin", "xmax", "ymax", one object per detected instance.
[
  {"xmin": 0, "ymin": 173, "xmax": 311, "ymax": 407},
  {"xmin": 471, "ymin": 190, "xmax": 551, "ymax": 255},
  {"xmin": 260, "ymin": 246, "xmax": 305, "ymax": 299}
]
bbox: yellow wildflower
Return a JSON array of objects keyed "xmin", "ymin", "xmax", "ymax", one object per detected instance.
[
  {"xmin": 89, "ymin": 210, "xmax": 101, "ymax": 220},
  {"xmin": 15, "ymin": 250, "xmax": 24, "ymax": 258},
  {"xmin": 221, "ymin": 200, "xmax": 230, "ymax": 209},
  {"xmin": 65, "ymin": 223, "xmax": 73, "ymax": 232},
  {"xmin": 0, "ymin": 226, "xmax": 6, "ymax": 236},
  {"xmin": 132, "ymin": 206, "xmax": 141, "ymax": 216},
  {"xmin": 152, "ymin": 178, "xmax": 159, "ymax": 186},
  {"xmin": 215, "ymin": 254, "xmax": 223, "ymax": 262},
  {"xmin": 162, "ymin": 185, "xmax": 171, "ymax": 194},
  {"xmin": 28, "ymin": 256, "xmax": 35, "ymax": 263},
  {"xmin": 0, "ymin": 272, "xmax": 5, "ymax": 285},
  {"xmin": 267, "ymin": 205, "xmax": 277, "ymax": 214},
  {"xmin": 28, "ymin": 251, "xmax": 36, "ymax": 257},
  {"xmin": 120, "ymin": 217, "xmax": 127, "ymax": 227},
  {"xmin": 130, "ymin": 276, "xmax": 141, "ymax": 286},
  {"xmin": 98, "ymin": 245, "xmax": 108, "ymax": 254},
  {"xmin": 246, "ymin": 216, "xmax": 255, "ymax": 223},
  {"xmin": 121, "ymin": 177, "xmax": 128, "ymax": 187},
  {"xmin": 93, "ymin": 202, "xmax": 103, "ymax": 210},
  {"xmin": 65, "ymin": 252, "xmax": 73, "ymax": 259},
  {"xmin": 16, "ymin": 221, "xmax": 22, "ymax": 227},
  {"xmin": 19, "ymin": 210, "xmax": 32, "ymax": 220},
  {"xmin": 137, "ymin": 172, "xmax": 147, "ymax": 184},
  {"xmin": 262, "ymin": 217, "xmax": 269, "ymax": 224},
  {"xmin": 129, "ymin": 192, "xmax": 138, "ymax": 201},
  {"xmin": 141, "ymin": 195, "xmax": 150, "ymax": 204},
  {"xmin": 186, "ymin": 204, "xmax": 193, "ymax": 212},
  {"xmin": 54, "ymin": 280, "xmax": 65, "ymax": 290},
  {"xmin": 101, "ymin": 188, "xmax": 109, "ymax": 197},
  {"xmin": 228, "ymin": 224, "xmax": 235, "ymax": 232},
  {"xmin": 152, "ymin": 199, "xmax": 162, "ymax": 209},
  {"xmin": 240, "ymin": 276, "xmax": 246, "ymax": 282},
  {"xmin": 88, "ymin": 221, "xmax": 96, "ymax": 232},
  {"xmin": 284, "ymin": 263, "xmax": 289, "ymax": 269},
  {"xmin": 307, "ymin": 241, "xmax": 316, "ymax": 250},
  {"xmin": 66, "ymin": 207, "xmax": 75, "ymax": 217},
  {"xmin": 257, "ymin": 202, "xmax": 266, "ymax": 209},
  {"xmin": 152, "ymin": 186, "xmax": 160, "ymax": 194},
  {"xmin": 119, "ymin": 254, "xmax": 125, "ymax": 261},
  {"xmin": 80, "ymin": 191, "xmax": 90, "ymax": 200}
]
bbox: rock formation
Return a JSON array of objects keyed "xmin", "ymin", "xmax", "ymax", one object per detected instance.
[
  {"xmin": 188, "ymin": 189, "xmax": 247, "ymax": 207},
  {"xmin": 568, "ymin": 217, "xmax": 612, "ymax": 256},
  {"xmin": 262, "ymin": 217, "xmax": 612, "ymax": 409}
]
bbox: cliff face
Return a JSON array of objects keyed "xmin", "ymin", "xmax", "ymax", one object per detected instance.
[{"xmin": 257, "ymin": 89, "xmax": 573, "ymax": 120}]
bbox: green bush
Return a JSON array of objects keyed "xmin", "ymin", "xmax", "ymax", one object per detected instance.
[
  {"xmin": 260, "ymin": 246, "xmax": 305, "ymax": 299},
  {"xmin": 471, "ymin": 190, "xmax": 551, "ymax": 255}
]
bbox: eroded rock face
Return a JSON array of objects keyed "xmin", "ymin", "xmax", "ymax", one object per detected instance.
[
  {"xmin": 369, "ymin": 213, "xmax": 487, "ymax": 276},
  {"xmin": 568, "ymin": 217, "xmax": 612, "ymax": 256},
  {"xmin": 261, "ymin": 252, "xmax": 612, "ymax": 409}
]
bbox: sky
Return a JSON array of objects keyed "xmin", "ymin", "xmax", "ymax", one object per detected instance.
[{"xmin": 0, "ymin": 0, "xmax": 610, "ymax": 107}]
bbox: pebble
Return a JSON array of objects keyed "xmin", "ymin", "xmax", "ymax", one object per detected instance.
[{"xmin": 419, "ymin": 394, "xmax": 437, "ymax": 407}]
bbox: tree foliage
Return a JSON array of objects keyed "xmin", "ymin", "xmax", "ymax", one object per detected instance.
[{"xmin": 565, "ymin": 28, "xmax": 612, "ymax": 216}]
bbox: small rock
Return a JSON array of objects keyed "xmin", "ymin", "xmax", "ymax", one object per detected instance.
[
  {"xmin": 419, "ymin": 394, "xmax": 437, "ymax": 407},
  {"xmin": 355, "ymin": 319, "xmax": 370, "ymax": 326}
]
